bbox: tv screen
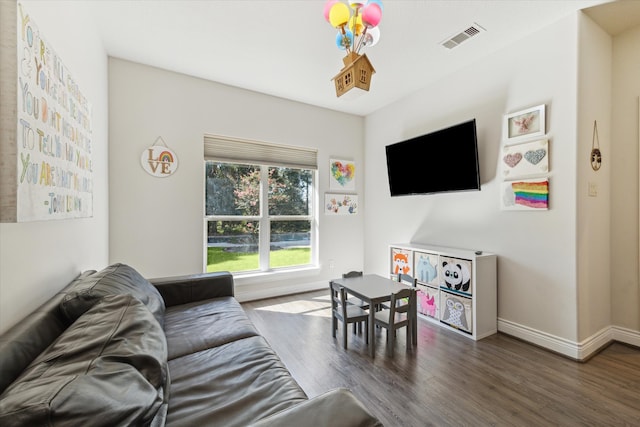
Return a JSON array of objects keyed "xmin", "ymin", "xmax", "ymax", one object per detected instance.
[{"xmin": 385, "ymin": 119, "xmax": 481, "ymax": 196}]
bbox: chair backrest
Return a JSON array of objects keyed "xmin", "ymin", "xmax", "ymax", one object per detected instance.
[
  {"xmin": 330, "ymin": 281, "xmax": 348, "ymax": 316},
  {"xmin": 383, "ymin": 287, "xmax": 413, "ymax": 331},
  {"xmin": 398, "ymin": 273, "xmax": 417, "ymax": 287},
  {"xmin": 343, "ymin": 271, "xmax": 363, "ymax": 278},
  {"xmin": 389, "ymin": 287, "xmax": 413, "ymax": 317}
]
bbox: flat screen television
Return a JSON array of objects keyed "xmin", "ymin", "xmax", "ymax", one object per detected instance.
[{"xmin": 385, "ymin": 119, "xmax": 481, "ymax": 196}]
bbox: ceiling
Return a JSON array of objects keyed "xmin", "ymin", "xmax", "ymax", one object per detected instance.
[{"xmin": 84, "ymin": 0, "xmax": 630, "ymax": 117}]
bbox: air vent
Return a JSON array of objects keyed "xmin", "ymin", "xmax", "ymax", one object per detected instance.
[{"xmin": 440, "ymin": 23, "xmax": 485, "ymax": 49}]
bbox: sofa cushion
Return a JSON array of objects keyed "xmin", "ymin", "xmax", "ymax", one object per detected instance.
[
  {"xmin": 165, "ymin": 335, "xmax": 307, "ymax": 427},
  {"xmin": 60, "ymin": 263, "xmax": 165, "ymax": 326},
  {"xmin": 163, "ymin": 296, "xmax": 260, "ymax": 360},
  {"xmin": 0, "ymin": 294, "xmax": 169, "ymax": 427}
]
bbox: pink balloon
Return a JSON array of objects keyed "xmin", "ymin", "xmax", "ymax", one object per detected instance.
[
  {"xmin": 362, "ymin": 3, "xmax": 382, "ymax": 28},
  {"xmin": 323, "ymin": 0, "xmax": 339, "ymax": 23}
]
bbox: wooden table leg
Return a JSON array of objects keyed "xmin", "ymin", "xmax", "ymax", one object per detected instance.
[
  {"xmin": 369, "ymin": 303, "xmax": 375, "ymax": 357},
  {"xmin": 412, "ymin": 293, "xmax": 418, "ymax": 346}
]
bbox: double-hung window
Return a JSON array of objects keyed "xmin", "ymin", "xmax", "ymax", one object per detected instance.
[{"xmin": 204, "ymin": 135, "xmax": 317, "ymax": 274}]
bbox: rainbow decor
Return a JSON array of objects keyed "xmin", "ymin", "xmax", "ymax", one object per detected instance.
[
  {"xmin": 158, "ymin": 151, "xmax": 175, "ymax": 163},
  {"xmin": 501, "ymin": 178, "xmax": 549, "ymax": 211},
  {"xmin": 512, "ymin": 181, "xmax": 548, "ymax": 209}
]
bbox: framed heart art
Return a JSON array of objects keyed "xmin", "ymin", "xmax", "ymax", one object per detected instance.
[
  {"xmin": 501, "ymin": 139, "xmax": 549, "ymax": 179},
  {"xmin": 329, "ymin": 158, "xmax": 356, "ymax": 191}
]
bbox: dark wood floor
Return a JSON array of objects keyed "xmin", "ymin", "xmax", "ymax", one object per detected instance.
[{"xmin": 242, "ymin": 290, "xmax": 640, "ymax": 426}]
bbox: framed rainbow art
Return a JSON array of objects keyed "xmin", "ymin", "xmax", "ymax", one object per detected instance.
[{"xmin": 500, "ymin": 178, "xmax": 549, "ymax": 211}]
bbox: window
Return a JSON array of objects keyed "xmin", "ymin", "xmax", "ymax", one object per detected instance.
[{"xmin": 204, "ymin": 136, "xmax": 317, "ymax": 274}]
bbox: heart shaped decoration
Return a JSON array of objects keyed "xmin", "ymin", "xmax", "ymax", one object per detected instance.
[
  {"xmin": 331, "ymin": 160, "xmax": 355, "ymax": 186},
  {"xmin": 503, "ymin": 153, "xmax": 522, "ymax": 168},
  {"xmin": 524, "ymin": 149, "xmax": 546, "ymax": 165}
]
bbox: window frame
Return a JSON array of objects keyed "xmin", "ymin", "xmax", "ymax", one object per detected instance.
[{"xmin": 204, "ymin": 162, "xmax": 318, "ymax": 276}]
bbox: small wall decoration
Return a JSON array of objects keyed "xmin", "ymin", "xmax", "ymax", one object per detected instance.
[
  {"xmin": 501, "ymin": 178, "xmax": 549, "ymax": 211},
  {"xmin": 324, "ymin": 193, "xmax": 357, "ymax": 215},
  {"xmin": 503, "ymin": 104, "xmax": 546, "ymax": 142},
  {"xmin": 590, "ymin": 120, "xmax": 602, "ymax": 171},
  {"xmin": 329, "ymin": 158, "xmax": 356, "ymax": 191},
  {"xmin": 501, "ymin": 139, "xmax": 549, "ymax": 178},
  {"xmin": 14, "ymin": 3, "xmax": 93, "ymax": 221},
  {"xmin": 140, "ymin": 136, "xmax": 178, "ymax": 177}
]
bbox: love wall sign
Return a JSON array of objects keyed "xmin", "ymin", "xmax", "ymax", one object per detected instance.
[
  {"xmin": 140, "ymin": 137, "xmax": 178, "ymax": 178},
  {"xmin": 329, "ymin": 158, "xmax": 356, "ymax": 191}
]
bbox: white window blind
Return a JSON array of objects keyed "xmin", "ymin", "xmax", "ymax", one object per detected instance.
[{"xmin": 204, "ymin": 134, "xmax": 317, "ymax": 170}]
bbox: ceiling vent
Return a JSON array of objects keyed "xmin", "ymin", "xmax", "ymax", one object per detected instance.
[{"xmin": 440, "ymin": 23, "xmax": 485, "ymax": 49}]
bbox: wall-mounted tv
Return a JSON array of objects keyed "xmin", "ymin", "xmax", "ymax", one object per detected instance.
[{"xmin": 385, "ymin": 119, "xmax": 481, "ymax": 196}]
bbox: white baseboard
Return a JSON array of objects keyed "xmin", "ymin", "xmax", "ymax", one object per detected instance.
[
  {"xmin": 611, "ymin": 325, "xmax": 640, "ymax": 348},
  {"xmin": 234, "ymin": 280, "xmax": 327, "ymax": 303},
  {"xmin": 498, "ymin": 318, "xmax": 640, "ymax": 360}
]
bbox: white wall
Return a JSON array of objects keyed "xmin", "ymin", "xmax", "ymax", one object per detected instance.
[
  {"xmin": 108, "ymin": 58, "xmax": 364, "ymax": 298},
  {"xmin": 0, "ymin": 1, "xmax": 109, "ymax": 334},
  {"xmin": 576, "ymin": 13, "xmax": 612, "ymax": 344},
  {"xmin": 364, "ymin": 15, "xmax": 583, "ymax": 349},
  {"xmin": 611, "ymin": 25, "xmax": 640, "ymax": 332}
]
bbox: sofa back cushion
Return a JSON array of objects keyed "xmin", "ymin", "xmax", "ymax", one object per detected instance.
[
  {"xmin": 0, "ymin": 293, "xmax": 169, "ymax": 427},
  {"xmin": 0, "ymin": 270, "xmax": 96, "ymax": 394},
  {"xmin": 60, "ymin": 263, "xmax": 165, "ymax": 326}
]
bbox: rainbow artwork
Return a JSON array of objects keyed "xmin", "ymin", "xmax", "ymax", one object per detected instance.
[
  {"xmin": 158, "ymin": 151, "xmax": 175, "ymax": 163},
  {"xmin": 501, "ymin": 178, "xmax": 549, "ymax": 210}
]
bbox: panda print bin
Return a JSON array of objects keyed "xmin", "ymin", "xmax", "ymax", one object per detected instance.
[{"xmin": 439, "ymin": 256, "xmax": 472, "ymax": 297}]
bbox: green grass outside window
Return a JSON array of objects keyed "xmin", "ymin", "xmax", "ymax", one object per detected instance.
[{"xmin": 207, "ymin": 247, "xmax": 311, "ymax": 273}]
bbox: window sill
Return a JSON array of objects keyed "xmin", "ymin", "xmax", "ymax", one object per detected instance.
[{"xmin": 232, "ymin": 265, "xmax": 321, "ymax": 286}]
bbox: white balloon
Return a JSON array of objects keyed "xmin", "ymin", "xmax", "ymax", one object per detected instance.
[{"xmin": 362, "ymin": 26, "xmax": 380, "ymax": 47}]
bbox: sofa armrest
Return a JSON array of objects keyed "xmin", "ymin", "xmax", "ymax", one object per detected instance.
[
  {"xmin": 248, "ymin": 388, "xmax": 383, "ymax": 427},
  {"xmin": 149, "ymin": 271, "xmax": 234, "ymax": 307}
]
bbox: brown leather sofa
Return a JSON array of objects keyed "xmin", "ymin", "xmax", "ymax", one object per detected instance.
[{"xmin": 0, "ymin": 263, "xmax": 381, "ymax": 426}]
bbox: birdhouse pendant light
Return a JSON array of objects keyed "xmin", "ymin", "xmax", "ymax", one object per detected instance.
[{"xmin": 323, "ymin": 0, "xmax": 383, "ymax": 97}]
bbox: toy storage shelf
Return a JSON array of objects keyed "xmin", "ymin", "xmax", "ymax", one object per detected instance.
[{"xmin": 390, "ymin": 243, "xmax": 497, "ymax": 340}]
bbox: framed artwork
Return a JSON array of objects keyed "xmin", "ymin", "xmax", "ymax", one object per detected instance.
[
  {"xmin": 11, "ymin": 3, "xmax": 93, "ymax": 221},
  {"xmin": 503, "ymin": 104, "xmax": 546, "ymax": 142},
  {"xmin": 501, "ymin": 178, "xmax": 549, "ymax": 211},
  {"xmin": 324, "ymin": 193, "xmax": 357, "ymax": 215},
  {"xmin": 501, "ymin": 139, "xmax": 549, "ymax": 179},
  {"xmin": 329, "ymin": 158, "xmax": 356, "ymax": 191}
]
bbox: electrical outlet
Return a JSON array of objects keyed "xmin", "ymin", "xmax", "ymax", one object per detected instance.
[
  {"xmin": 588, "ymin": 182, "xmax": 598, "ymax": 197},
  {"xmin": 328, "ymin": 259, "xmax": 335, "ymax": 270}
]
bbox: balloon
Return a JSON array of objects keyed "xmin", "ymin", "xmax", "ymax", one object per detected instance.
[
  {"xmin": 348, "ymin": 14, "xmax": 364, "ymax": 36},
  {"xmin": 323, "ymin": 0, "xmax": 338, "ymax": 23},
  {"xmin": 362, "ymin": 26, "xmax": 380, "ymax": 47},
  {"xmin": 367, "ymin": 0, "xmax": 383, "ymax": 12},
  {"xmin": 336, "ymin": 29, "xmax": 354, "ymax": 50},
  {"xmin": 329, "ymin": 2, "xmax": 350, "ymax": 28},
  {"xmin": 362, "ymin": 3, "xmax": 382, "ymax": 28}
]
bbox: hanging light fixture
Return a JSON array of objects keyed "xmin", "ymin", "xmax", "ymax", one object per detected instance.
[{"xmin": 323, "ymin": 0, "xmax": 383, "ymax": 97}]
